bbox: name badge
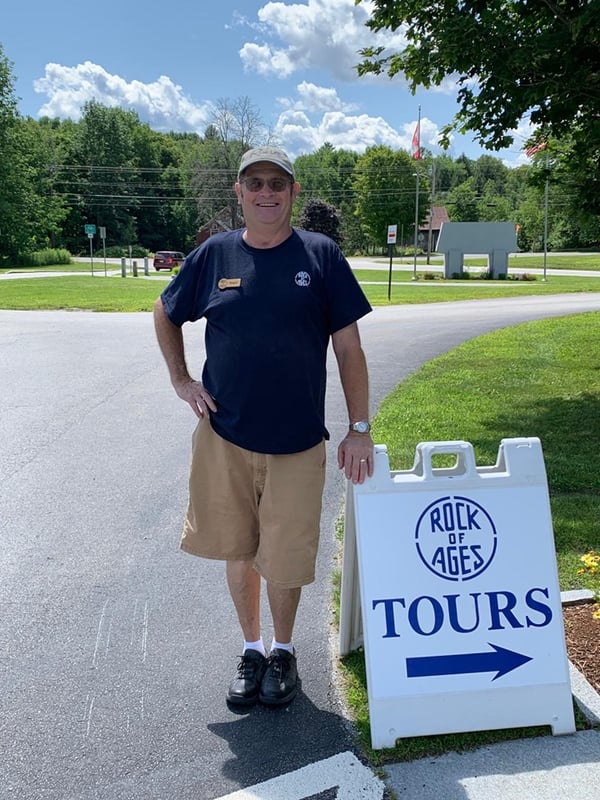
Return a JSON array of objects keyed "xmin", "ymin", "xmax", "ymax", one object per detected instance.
[{"xmin": 218, "ymin": 278, "xmax": 242, "ymax": 290}]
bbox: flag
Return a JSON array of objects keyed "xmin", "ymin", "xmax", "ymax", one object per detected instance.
[
  {"xmin": 412, "ymin": 121, "xmax": 421, "ymax": 160},
  {"xmin": 526, "ymin": 142, "xmax": 547, "ymax": 158}
]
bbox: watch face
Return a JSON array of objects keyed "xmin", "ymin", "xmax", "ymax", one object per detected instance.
[{"xmin": 353, "ymin": 421, "xmax": 370, "ymax": 433}]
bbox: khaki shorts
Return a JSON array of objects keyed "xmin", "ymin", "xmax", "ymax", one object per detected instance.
[{"xmin": 180, "ymin": 418, "xmax": 326, "ymax": 588}]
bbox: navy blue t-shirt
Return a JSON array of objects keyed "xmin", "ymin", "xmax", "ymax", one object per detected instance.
[{"xmin": 160, "ymin": 228, "xmax": 372, "ymax": 454}]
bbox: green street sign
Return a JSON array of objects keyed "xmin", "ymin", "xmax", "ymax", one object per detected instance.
[{"xmin": 84, "ymin": 224, "xmax": 96, "ymax": 235}]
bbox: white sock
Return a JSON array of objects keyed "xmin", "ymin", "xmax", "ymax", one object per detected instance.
[
  {"xmin": 271, "ymin": 638, "xmax": 294, "ymax": 654},
  {"xmin": 244, "ymin": 638, "xmax": 266, "ymax": 657}
]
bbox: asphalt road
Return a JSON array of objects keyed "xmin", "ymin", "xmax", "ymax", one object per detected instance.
[{"xmin": 1, "ymin": 293, "xmax": 600, "ymax": 800}]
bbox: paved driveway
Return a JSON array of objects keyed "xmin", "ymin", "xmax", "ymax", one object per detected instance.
[{"xmin": 1, "ymin": 293, "xmax": 599, "ymax": 800}]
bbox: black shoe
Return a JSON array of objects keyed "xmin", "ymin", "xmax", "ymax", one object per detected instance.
[
  {"xmin": 259, "ymin": 648, "xmax": 299, "ymax": 706},
  {"xmin": 226, "ymin": 650, "xmax": 267, "ymax": 706}
]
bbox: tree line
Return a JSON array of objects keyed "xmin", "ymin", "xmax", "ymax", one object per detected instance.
[{"xmin": 1, "ymin": 43, "xmax": 598, "ymax": 263}]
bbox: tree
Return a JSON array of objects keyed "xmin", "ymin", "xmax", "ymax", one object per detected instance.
[
  {"xmin": 20, "ymin": 117, "xmax": 70, "ymax": 249},
  {"xmin": 445, "ymin": 177, "xmax": 480, "ymax": 223},
  {"xmin": 298, "ymin": 198, "xmax": 343, "ymax": 246},
  {"xmin": 192, "ymin": 97, "xmax": 268, "ymax": 232},
  {"xmin": 293, "ymin": 144, "xmax": 360, "ymax": 248},
  {"xmin": 357, "ymin": 1, "xmax": 600, "ymax": 213},
  {"xmin": 353, "ymin": 145, "xmax": 428, "ymax": 249},
  {"xmin": 0, "ymin": 45, "xmax": 31, "ymax": 259},
  {"xmin": 65, "ymin": 102, "xmax": 142, "ymax": 249},
  {"xmin": 433, "ymin": 154, "xmax": 470, "ymax": 195}
]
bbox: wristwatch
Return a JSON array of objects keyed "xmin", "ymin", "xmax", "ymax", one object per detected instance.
[{"xmin": 349, "ymin": 420, "xmax": 371, "ymax": 434}]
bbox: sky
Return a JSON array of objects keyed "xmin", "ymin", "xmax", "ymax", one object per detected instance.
[{"xmin": 2, "ymin": 0, "xmax": 534, "ymax": 167}]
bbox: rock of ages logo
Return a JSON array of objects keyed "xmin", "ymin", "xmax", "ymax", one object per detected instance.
[
  {"xmin": 415, "ymin": 495, "xmax": 497, "ymax": 581},
  {"xmin": 294, "ymin": 271, "xmax": 311, "ymax": 287}
]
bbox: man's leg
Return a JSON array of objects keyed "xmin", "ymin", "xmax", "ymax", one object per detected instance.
[
  {"xmin": 226, "ymin": 559, "xmax": 261, "ymax": 641},
  {"xmin": 267, "ymin": 582, "xmax": 301, "ymax": 644},
  {"xmin": 225, "ymin": 560, "xmax": 267, "ymax": 705},
  {"xmin": 260, "ymin": 582, "xmax": 302, "ymax": 706}
]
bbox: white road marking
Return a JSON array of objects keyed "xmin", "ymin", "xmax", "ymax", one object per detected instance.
[{"xmin": 213, "ymin": 751, "xmax": 385, "ymax": 799}]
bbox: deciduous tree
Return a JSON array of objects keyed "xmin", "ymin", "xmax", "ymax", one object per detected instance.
[
  {"xmin": 357, "ymin": 1, "xmax": 600, "ymax": 214},
  {"xmin": 353, "ymin": 145, "xmax": 428, "ymax": 248}
]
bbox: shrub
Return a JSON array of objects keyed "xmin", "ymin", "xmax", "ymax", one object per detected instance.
[
  {"xmin": 96, "ymin": 245, "xmax": 150, "ymax": 259},
  {"xmin": 298, "ymin": 198, "xmax": 343, "ymax": 247},
  {"xmin": 15, "ymin": 249, "xmax": 72, "ymax": 267}
]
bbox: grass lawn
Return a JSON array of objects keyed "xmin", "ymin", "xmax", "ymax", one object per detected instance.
[
  {"xmin": 1, "ymin": 270, "xmax": 600, "ymax": 311},
  {"xmin": 353, "ymin": 270, "xmax": 600, "ymax": 304},
  {"xmin": 0, "ymin": 276, "xmax": 167, "ymax": 312},
  {"xmin": 338, "ymin": 312, "xmax": 600, "ymax": 764}
]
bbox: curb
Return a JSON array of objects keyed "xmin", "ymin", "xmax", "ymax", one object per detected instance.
[{"xmin": 561, "ymin": 589, "xmax": 600, "ymax": 726}]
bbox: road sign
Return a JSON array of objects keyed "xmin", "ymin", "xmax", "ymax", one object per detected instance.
[
  {"xmin": 387, "ymin": 224, "xmax": 397, "ymax": 244},
  {"xmin": 84, "ymin": 224, "xmax": 96, "ymax": 235},
  {"xmin": 340, "ymin": 438, "xmax": 575, "ymax": 748},
  {"xmin": 99, "ymin": 226, "xmax": 106, "ymax": 239}
]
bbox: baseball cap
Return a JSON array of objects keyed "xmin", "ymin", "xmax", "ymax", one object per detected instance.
[{"xmin": 237, "ymin": 146, "xmax": 294, "ymax": 179}]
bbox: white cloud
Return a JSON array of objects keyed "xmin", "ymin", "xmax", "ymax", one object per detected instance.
[
  {"xmin": 273, "ymin": 81, "xmax": 443, "ymax": 157},
  {"xmin": 278, "ymin": 81, "xmax": 358, "ymax": 113},
  {"xmin": 239, "ymin": 42, "xmax": 298, "ymax": 77},
  {"xmin": 275, "ymin": 108, "xmax": 441, "ymax": 157},
  {"xmin": 33, "ymin": 62, "xmax": 212, "ymax": 132},
  {"xmin": 240, "ymin": 0, "xmax": 407, "ymax": 82}
]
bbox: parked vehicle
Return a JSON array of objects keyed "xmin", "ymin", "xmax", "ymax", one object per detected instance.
[{"xmin": 153, "ymin": 250, "xmax": 186, "ymax": 271}]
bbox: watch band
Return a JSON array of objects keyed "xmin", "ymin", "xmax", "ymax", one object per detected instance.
[{"xmin": 349, "ymin": 420, "xmax": 371, "ymax": 434}]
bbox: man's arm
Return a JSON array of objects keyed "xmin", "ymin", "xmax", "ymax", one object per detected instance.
[
  {"xmin": 153, "ymin": 297, "xmax": 216, "ymax": 419},
  {"xmin": 332, "ymin": 322, "xmax": 374, "ymax": 485}
]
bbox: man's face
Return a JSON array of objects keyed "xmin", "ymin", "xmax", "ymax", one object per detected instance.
[{"xmin": 235, "ymin": 163, "xmax": 300, "ymax": 229}]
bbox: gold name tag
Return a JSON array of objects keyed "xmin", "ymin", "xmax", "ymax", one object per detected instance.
[{"xmin": 218, "ymin": 278, "xmax": 242, "ymax": 290}]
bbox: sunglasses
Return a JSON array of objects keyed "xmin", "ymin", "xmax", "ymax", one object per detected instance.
[{"xmin": 240, "ymin": 176, "xmax": 293, "ymax": 192}]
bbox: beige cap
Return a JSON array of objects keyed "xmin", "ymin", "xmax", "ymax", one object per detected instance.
[{"xmin": 237, "ymin": 146, "xmax": 294, "ymax": 179}]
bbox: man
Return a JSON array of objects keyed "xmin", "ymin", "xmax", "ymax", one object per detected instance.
[{"xmin": 153, "ymin": 146, "xmax": 373, "ymax": 707}]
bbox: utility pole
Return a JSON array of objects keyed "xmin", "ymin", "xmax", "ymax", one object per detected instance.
[{"xmin": 412, "ymin": 105, "xmax": 421, "ymax": 281}]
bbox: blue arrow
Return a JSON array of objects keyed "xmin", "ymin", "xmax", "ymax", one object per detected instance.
[{"xmin": 406, "ymin": 643, "xmax": 533, "ymax": 681}]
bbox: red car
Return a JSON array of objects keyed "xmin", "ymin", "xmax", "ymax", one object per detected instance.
[{"xmin": 153, "ymin": 250, "xmax": 186, "ymax": 271}]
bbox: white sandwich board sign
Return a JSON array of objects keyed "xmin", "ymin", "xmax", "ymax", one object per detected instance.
[{"xmin": 339, "ymin": 438, "xmax": 575, "ymax": 749}]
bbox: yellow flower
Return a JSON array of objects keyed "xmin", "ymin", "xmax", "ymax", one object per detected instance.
[{"xmin": 579, "ymin": 551, "xmax": 600, "ymax": 574}]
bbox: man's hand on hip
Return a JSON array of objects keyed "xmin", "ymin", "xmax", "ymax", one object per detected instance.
[{"xmin": 174, "ymin": 379, "xmax": 217, "ymax": 420}]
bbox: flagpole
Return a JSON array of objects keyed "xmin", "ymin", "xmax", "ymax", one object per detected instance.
[
  {"xmin": 543, "ymin": 150, "xmax": 549, "ymax": 282},
  {"xmin": 412, "ymin": 105, "xmax": 421, "ymax": 281}
]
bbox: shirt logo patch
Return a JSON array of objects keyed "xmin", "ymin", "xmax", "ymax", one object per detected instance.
[{"xmin": 295, "ymin": 271, "xmax": 311, "ymax": 287}]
